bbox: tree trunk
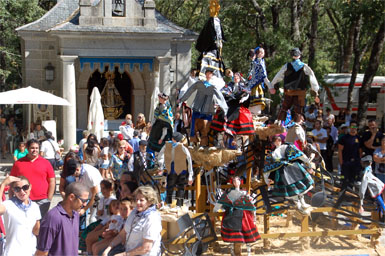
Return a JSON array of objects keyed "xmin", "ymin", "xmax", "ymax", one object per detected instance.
[
  {"xmin": 341, "ymin": 21, "xmax": 356, "ymax": 72},
  {"xmin": 269, "ymin": 2, "xmax": 281, "ymax": 58},
  {"xmin": 308, "ymin": 0, "xmax": 320, "ymax": 69},
  {"xmin": 291, "ymin": 0, "xmax": 301, "ymax": 42},
  {"xmin": 357, "ymin": 20, "xmax": 385, "ymax": 128},
  {"xmin": 326, "ymin": 8, "xmax": 343, "ymax": 72},
  {"xmin": 347, "ymin": 15, "xmax": 369, "ymax": 111}
]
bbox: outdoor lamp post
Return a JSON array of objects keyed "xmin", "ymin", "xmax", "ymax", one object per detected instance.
[
  {"xmin": 45, "ymin": 62, "xmax": 55, "ymax": 82},
  {"xmin": 169, "ymin": 67, "xmax": 175, "ymax": 84}
]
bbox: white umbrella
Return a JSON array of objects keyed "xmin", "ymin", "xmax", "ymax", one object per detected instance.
[
  {"xmin": 0, "ymin": 86, "xmax": 71, "ymax": 138},
  {"xmin": 87, "ymin": 87, "xmax": 104, "ymax": 141},
  {"xmin": 0, "ymin": 86, "xmax": 70, "ymax": 105}
]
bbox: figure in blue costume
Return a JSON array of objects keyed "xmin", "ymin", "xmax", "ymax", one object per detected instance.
[
  {"xmin": 247, "ymin": 47, "xmax": 271, "ymax": 116},
  {"xmin": 264, "ymin": 142, "xmax": 315, "ymax": 214}
]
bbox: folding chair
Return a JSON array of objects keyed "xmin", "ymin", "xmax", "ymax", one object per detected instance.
[{"xmin": 162, "ymin": 213, "xmax": 217, "ymax": 256}]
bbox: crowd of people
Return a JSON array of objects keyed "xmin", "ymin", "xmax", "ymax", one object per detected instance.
[{"xmin": 0, "ymin": 35, "xmax": 384, "ymax": 255}]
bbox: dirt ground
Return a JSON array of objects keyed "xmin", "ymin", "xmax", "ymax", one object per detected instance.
[{"xmin": 202, "ymin": 212, "xmax": 385, "ymax": 256}]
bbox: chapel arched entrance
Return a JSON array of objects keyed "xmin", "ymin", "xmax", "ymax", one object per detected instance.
[{"xmin": 87, "ymin": 66, "xmax": 132, "ymax": 120}]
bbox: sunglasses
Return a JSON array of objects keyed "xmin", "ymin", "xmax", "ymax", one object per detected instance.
[
  {"xmin": 13, "ymin": 184, "xmax": 30, "ymax": 193},
  {"xmin": 75, "ymin": 194, "xmax": 89, "ymax": 204},
  {"xmin": 350, "ymin": 126, "xmax": 358, "ymax": 129}
]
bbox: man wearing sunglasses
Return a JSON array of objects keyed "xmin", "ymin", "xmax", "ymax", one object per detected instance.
[
  {"xmin": 36, "ymin": 182, "xmax": 89, "ymax": 256},
  {"xmin": 10, "ymin": 139, "xmax": 55, "ymax": 218},
  {"xmin": 0, "ymin": 176, "xmax": 41, "ymax": 256},
  {"xmin": 338, "ymin": 121, "xmax": 362, "ymax": 188}
]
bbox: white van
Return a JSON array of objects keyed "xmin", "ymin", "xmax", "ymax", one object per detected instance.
[{"xmin": 320, "ymin": 73, "xmax": 385, "ymax": 121}]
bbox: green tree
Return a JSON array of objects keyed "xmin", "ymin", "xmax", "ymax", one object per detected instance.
[{"xmin": 0, "ymin": 0, "xmax": 46, "ymax": 91}]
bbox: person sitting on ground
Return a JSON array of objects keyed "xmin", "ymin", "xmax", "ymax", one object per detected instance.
[
  {"xmin": 0, "ymin": 176, "xmax": 41, "ymax": 256},
  {"xmin": 13, "ymin": 141, "xmax": 28, "ymax": 162}
]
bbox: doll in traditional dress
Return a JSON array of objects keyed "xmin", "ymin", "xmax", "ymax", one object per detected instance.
[
  {"xmin": 214, "ymin": 176, "xmax": 260, "ymax": 256},
  {"xmin": 264, "ymin": 143, "xmax": 314, "ymax": 214},
  {"xmin": 247, "ymin": 47, "xmax": 271, "ymax": 117}
]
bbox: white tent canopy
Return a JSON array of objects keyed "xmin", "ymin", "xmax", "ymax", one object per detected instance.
[
  {"xmin": 0, "ymin": 86, "xmax": 71, "ymax": 140},
  {"xmin": 0, "ymin": 86, "xmax": 70, "ymax": 105}
]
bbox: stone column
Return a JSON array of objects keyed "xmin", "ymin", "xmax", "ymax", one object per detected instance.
[
  {"xmin": 60, "ymin": 55, "xmax": 78, "ymax": 149},
  {"xmin": 157, "ymin": 57, "xmax": 172, "ymax": 95}
]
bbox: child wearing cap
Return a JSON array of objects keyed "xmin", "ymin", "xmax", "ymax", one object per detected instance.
[
  {"xmin": 359, "ymin": 155, "xmax": 385, "ymax": 214},
  {"xmin": 157, "ymin": 132, "xmax": 193, "ymax": 207}
]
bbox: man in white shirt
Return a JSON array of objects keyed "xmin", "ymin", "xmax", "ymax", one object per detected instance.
[
  {"xmin": 67, "ymin": 158, "xmax": 103, "ymax": 221},
  {"xmin": 40, "ymin": 131, "xmax": 61, "ymax": 169},
  {"xmin": 312, "ymin": 120, "xmax": 328, "ymax": 162},
  {"xmin": 269, "ymin": 48, "xmax": 319, "ymax": 123}
]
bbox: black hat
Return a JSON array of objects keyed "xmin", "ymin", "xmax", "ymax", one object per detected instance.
[
  {"xmin": 290, "ymin": 47, "xmax": 301, "ymax": 57},
  {"xmin": 66, "ymin": 158, "xmax": 78, "ymax": 175},
  {"xmin": 158, "ymin": 92, "xmax": 169, "ymax": 100},
  {"xmin": 172, "ymin": 132, "xmax": 184, "ymax": 142},
  {"xmin": 0, "ymin": 114, "xmax": 5, "ymax": 119},
  {"xmin": 361, "ymin": 155, "xmax": 372, "ymax": 162},
  {"xmin": 139, "ymin": 140, "xmax": 148, "ymax": 146}
]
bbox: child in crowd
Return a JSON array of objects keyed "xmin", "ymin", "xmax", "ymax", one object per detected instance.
[
  {"xmin": 81, "ymin": 180, "xmax": 115, "ymax": 253},
  {"xmin": 91, "ymin": 199, "xmax": 133, "ymax": 255},
  {"xmin": 99, "ymin": 138, "xmax": 111, "ymax": 179},
  {"xmin": 86, "ymin": 199, "xmax": 121, "ymax": 255},
  {"xmin": 96, "ymin": 180, "xmax": 116, "ymax": 223}
]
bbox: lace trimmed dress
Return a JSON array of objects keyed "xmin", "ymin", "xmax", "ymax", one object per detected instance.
[{"xmin": 217, "ymin": 189, "xmax": 260, "ymax": 243}]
